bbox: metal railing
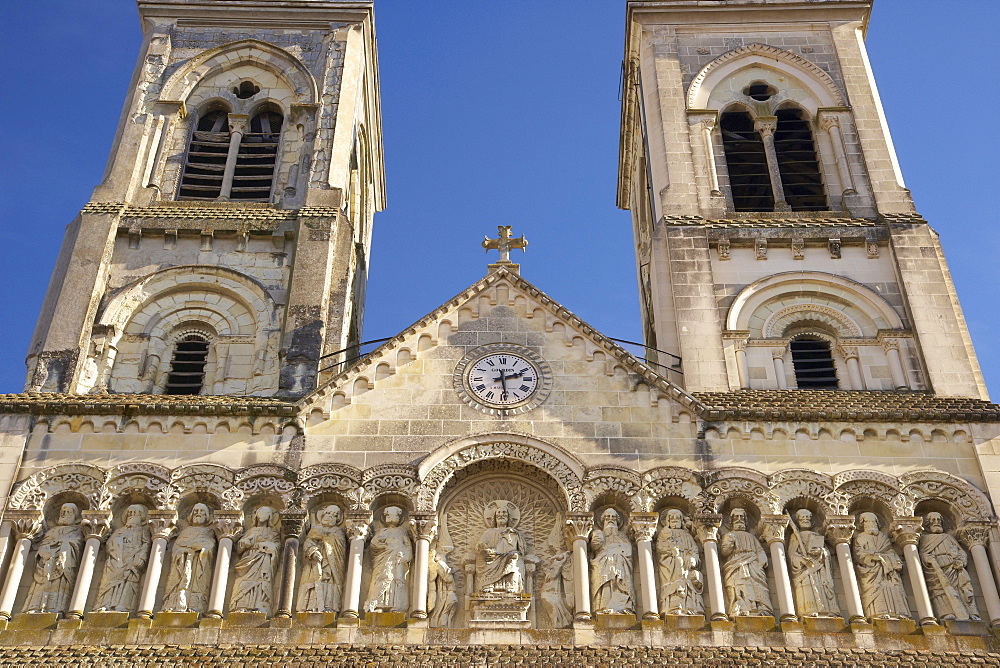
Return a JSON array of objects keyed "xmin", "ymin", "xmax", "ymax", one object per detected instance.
[{"xmin": 607, "ymin": 337, "xmax": 683, "ymax": 377}]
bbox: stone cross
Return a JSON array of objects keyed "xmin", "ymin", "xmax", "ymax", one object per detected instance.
[{"xmin": 482, "ymin": 226, "xmax": 527, "ymax": 263}]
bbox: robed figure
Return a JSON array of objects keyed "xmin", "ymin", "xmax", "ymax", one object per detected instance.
[
  {"xmin": 787, "ymin": 509, "xmax": 839, "ymax": 617},
  {"xmin": 476, "ymin": 501, "xmax": 529, "ymax": 594},
  {"xmin": 719, "ymin": 508, "xmax": 772, "ymax": 616},
  {"xmin": 298, "ymin": 504, "xmax": 347, "ymax": 614},
  {"xmin": 24, "ymin": 502, "xmax": 85, "ymax": 614},
  {"xmin": 230, "ymin": 506, "xmax": 282, "ymax": 615},
  {"xmin": 655, "ymin": 509, "xmax": 704, "ymax": 616},
  {"xmin": 365, "ymin": 506, "xmax": 412, "ymax": 613},
  {"xmin": 588, "ymin": 508, "xmax": 635, "ymax": 615},
  {"xmin": 94, "ymin": 504, "xmax": 151, "ymax": 612},
  {"xmin": 162, "ymin": 503, "xmax": 216, "ymax": 614},
  {"xmin": 427, "ymin": 547, "xmax": 458, "ymax": 627},
  {"xmin": 919, "ymin": 512, "xmax": 980, "ymax": 621},
  {"xmin": 853, "ymin": 512, "xmax": 910, "ymax": 619}
]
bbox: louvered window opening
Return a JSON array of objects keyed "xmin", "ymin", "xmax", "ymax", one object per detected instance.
[
  {"xmin": 720, "ymin": 111, "xmax": 774, "ymax": 212},
  {"xmin": 231, "ymin": 111, "xmax": 282, "ymax": 202},
  {"xmin": 774, "ymin": 108, "xmax": 827, "ymax": 211},
  {"xmin": 179, "ymin": 110, "xmax": 230, "ymax": 200},
  {"xmin": 164, "ymin": 335, "xmax": 210, "ymax": 395},
  {"xmin": 790, "ymin": 338, "xmax": 839, "ymax": 389}
]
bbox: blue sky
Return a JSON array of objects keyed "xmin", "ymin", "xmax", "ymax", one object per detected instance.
[{"xmin": 0, "ymin": 0, "xmax": 996, "ymax": 397}]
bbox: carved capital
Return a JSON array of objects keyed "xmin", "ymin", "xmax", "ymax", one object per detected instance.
[
  {"xmin": 698, "ymin": 118, "xmax": 717, "ymax": 133},
  {"xmin": 754, "ymin": 117, "xmax": 777, "ymax": 138},
  {"xmin": 280, "ymin": 509, "xmax": 308, "ymax": 540},
  {"xmin": 565, "ymin": 513, "xmax": 594, "ymax": 542},
  {"xmin": 771, "ymin": 346, "xmax": 787, "ymax": 360},
  {"xmin": 629, "ymin": 512, "xmax": 659, "ymax": 543},
  {"xmin": 759, "ymin": 515, "xmax": 789, "ymax": 545},
  {"xmin": 881, "ymin": 338, "xmax": 900, "ymax": 352},
  {"xmin": 958, "ymin": 521, "xmax": 994, "ymax": 549},
  {"xmin": 838, "ymin": 345, "xmax": 859, "ymax": 360},
  {"xmin": 227, "ymin": 113, "xmax": 249, "ymax": 135},
  {"xmin": 81, "ymin": 510, "xmax": 112, "ymax": 541},
  {"xmin": 410, "ymin": 513, "xmax": 438, "ymax": 542},
  {"xmin": 817, "ymin": 114, "xmax": 840, "ymax": 132},
  {"xmin": 733, "ymin": 338, "xmax": 748, "ymax": 352},
  {"xmin": 6, "ymin": 510, "xmax": 42, "ymax": 541},
  {"xmin": 693, "ymin": 514, "xmax": 722, "ymax": 544},
  {"xmin": 214, "ymin": 510, "xmax": 244, "ymax": 540},
  {"xmin": 345, "ymin": 511, "xmax": 372, "ymax": 542},
  {"xmin": 147, "ymin": 510, "xmax": 177, "ymax": 541},
  {"xmin": 891, "ymin": 516, "xmax": 924, "ymax": 547},
  {"xmin": 825, "ymin": 516, "xmax": 856, "ymax": 545}
]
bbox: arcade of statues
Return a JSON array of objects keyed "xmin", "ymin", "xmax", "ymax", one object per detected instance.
[{"xmin": 0, "ymin": 460, "xmax": 997, "ymax": 635}]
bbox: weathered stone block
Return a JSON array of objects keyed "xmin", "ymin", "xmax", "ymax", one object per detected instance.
[
  {"xmin": 872, "ymin": 617, "xmax": 917, "ymax": 635},
  {"xmin": 594, "ymin": 612, "xmax": 638, "ymax": 630},
  {"xmin": 294, "ymin": 612, "xmax": 339, "ymax": 628},
  {"xmin": 364, "ymin": 611, "xmax": 406, "ymax": 628},
  {"xmin": 732, "ymin": 614, "xmax": 775, "ymax": 632},
  {"xmin": 152, "ymin": 611, "xmax": 199, "ymax": 628},
  {"xmin": 9, "ymin": 612, "xmax": 59, "ymax": 630},
  {"xmin": 662, "ymin": 614, "xmax": 705, "ymax": 631},
  {"xmin": 82, "ymin": 611, "xmax": 129, "ymax": 628},
  {"xmin": 802, "ymin": 616, "xmax": 846, "ymax": 633}
]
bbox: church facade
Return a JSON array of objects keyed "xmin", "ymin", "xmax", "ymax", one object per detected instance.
[{"xmin": 0, "ymin": 0, "xmax": 998, "ymax": 663}]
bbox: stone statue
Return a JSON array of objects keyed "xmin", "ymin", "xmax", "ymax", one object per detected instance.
[
  {"xmin": 230, "ymin": 505, "xmax": 282, "ymax": 615},
  {"xmin": 719, "ymin": 508, "xmax": 772, "ymax": 616},
  {"xmin": 476, "ymin": 500, "xmax": 530, "ymax": 594},
  {"xmin": 787, "ymin": 509, "xmax": 839, "ymax": 617},
  {"xmin": 365, "ymin": 506, "xmax": 412, "ymax": 613},
  {"xmin": 853, "ymin": 512, "xmax": 910, "ymax": 619},
  {"xmin": 23, "ymin": 502, "xmax": 85, "ymax": 614},
  {"xmin": 919, "ymin": 512, "xmax": 980, "ymax": 621},
  {"xmin": 161, "ymin": 503, "xmax": 216, "ymax": 614},
  {"xmin": 298, "ymin": 504, "xmax": 347, "ymax": 614},
  {"xmin": 537, "ymin": 517, "xmax": 574, "ymax": 628},
  {"xmin": 589, "ymin": 508, "xmax": 635, "ymax": 615},
  {"xmin": 427, "ymin": 546, "xmax": 458, "ymax": 627},
  {"xmin": 654, "ymin": 509, "xmax": 704, "ymax": 616},
  {"xmin": 94, "ymin": 504, "xmax": 151, "ymax": 612}
]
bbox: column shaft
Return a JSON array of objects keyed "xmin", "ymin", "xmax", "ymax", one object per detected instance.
[
  {"xmin": 341, "ymin": 536, "xmax": 366, "ymax": 619},
  {"xmin": 275, "ymin": 537, "xmax": 299, "ymax": 618},
  {"xmin": 206, "ymin": 536, "xmax": 234, "ymax": 618},
  {"xmin": 702, "ymin": 540, "xmax": 726, "ymax": 620},
  {"xmin": 0, "ymin": 538, "xmax": 32, "ymax": 620},
  {"xmin": 218, "ymin": 129, "xmax": 245, "ymax": 200},
  {"xmin": 970, "ymin": 544, "xmax": 1000, "ymax": 625},
  {"xmin": 735, "ymin": 347, "xmax": 749, "ymax": 389},
  {"xmin": 834, "ymin": 542, "xmax": 865, "ymax": 622},
  {"xmin": 137, "ymin": 536, "xmax": 168, "ymax": 618},
  {"xmin": 572, "ymin": 537, "xmax": 592, "ymax": 621},
  {"xmin": 635, "ymin": 538, "xmax": 658, "ymax": 620},
  {"xmin": 769, "ymin": 540, "xmax": 797, "ymax": 621},
  {"xmin": 66, "ymin": 536, "xmax": 102, "ymax": 619},
  {"xmin": 701, "ymin": 122, "xmax": 721, "ymax": 194},
  {"xmin": 411, "ymin": 536, "xmax": 431, "ymax": 619},
  {"xmin": 901, "ymin": 543, "xmax": 936, "ymax": 624},
  {"xmin": 886, "ymin": 346, "xmax": 909, "ymax": 390},
  {"xmin": 846, "ymin": 356, "xmax": 865, "ymax": 390},
  {"xmin": 773, "ymin": 356, "xmax": 788, "ymax": 389},
  {"xmin": 756, "ymin": 118, "xmax": 789, "ymax": 211}
]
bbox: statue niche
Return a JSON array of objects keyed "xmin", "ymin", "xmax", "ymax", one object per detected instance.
[
  {"xmin": 919, "ymin": 512, "xmax": 980, "ymax": 622},
  {"xmin": 589, "ymin": 508, "xmax": 635, "ymax": 616},
  {"xmin": 230, "ymin": 505, "xmax": 282, "ymax": 616},
  {"xmin": 161, "ymin": 503, "xmax": 216, "ymax": 614},
  {"xmin": 719, "ymin": 507, "xmax": 772, "ymax": 617},
  {"xmin": 298, "ymin": 504, "xmax": 348, "ymax": 614},
  {"xmin": 94, "ymin": 504, "xmax": 151, "ymax": 613},
  {"xmin": 853, "ymin": 512, "xmax": 911, "ymax": 620},
  {"xmin": 786, "ymin": 508, "xmax": 839, "ymax": 617},
  {"xmin": 364, "ymin": 505, "xmax": 412, "ymax": 614},
  {"xmin": 23, "ymin": 502, "xmax": 85, "ymax": 614},
  {"xmin": 655, "ymin": 509, "xmax": 704, "ymax": 617}
]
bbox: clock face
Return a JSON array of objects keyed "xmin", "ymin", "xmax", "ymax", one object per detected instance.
[{"xmin": 466, "ymin": 353, "xmax": 539, "ymax": 406}]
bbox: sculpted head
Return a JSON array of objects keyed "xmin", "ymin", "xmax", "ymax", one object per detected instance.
[
  {"xmin": 601, "ymin": 508, "xmax": 621, "ymax": 530},
  {"xmin": 795, "ymin": 509, "xmax": 813, "ymax": 530},
  {"xmin": 926, "ymin": 512, "xmax": 944, "ymax": 534},
  {"xmin": 383, "ymin": 506, "xmax": 403, "ymax": 527},
  {"xmin": 318, "ymin": 504, "xmax": 342, "ymax": 528},
  {"xmin": 665, "ymin": 509, "xmax": 684, "ymax": 530},
  {"xmin": 730, "ymin": 508, "xmax": 748, "ymax": 532},
  {"xmin": 123, "ymin": 504, "xmax": 147, "ymax": 527},
  {"xmin": 188, "ymin": 503, "xmax": 212, "ymax": 527},
  {"xmin": 254, "ymin": 506, "xmax": 276, "ymax": 527},
  {"xmin": 859, "ymin": 512, "xmax": 880, "ymax": 534},
  {"xmin": 57, "ymin": 502, "xmax": 81, "ymax": 527},
  {"xmin": 485, "ymin": 500, "xmax": 520, "ymax": 529}
]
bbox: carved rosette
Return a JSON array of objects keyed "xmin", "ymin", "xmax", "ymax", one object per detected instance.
[
  {"xmin": 566, "ymin": 513, "xmax": 594, "ymax": 542},
  {"xmin": 628, "ymin": 513, "xmax": 659, "ymax": 544},
  {"xmin": 693, "ymin": 514, "xmax": 722, "ymax": 544},
  {"xmin": 759, "ymin": 515, "xmax": 789, "ymax": 545},
  {"xmin": 81, "ymin": 510, "xmax": 112, "ymax": 541},
  {"xmin": 824, "ymin": 516, "xmax": 856, "ymax": 545},
  {"xmin": 891, "ymin": 517, "xmax": 924, "ymax": 547}
]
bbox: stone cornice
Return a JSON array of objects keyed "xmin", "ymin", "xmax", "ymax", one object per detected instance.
[{"xmin": 0, "ymin": 392, "xmax": 297, "ymax": 418}]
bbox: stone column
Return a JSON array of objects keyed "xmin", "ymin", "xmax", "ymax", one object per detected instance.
[
  {"xmin": 65, "ymin": 510, "xmax": 112, "ymax": 619},
  {"xmin": 340, "ymin": 511, "xmax": 371, "ymax": 621},
  {"xmin": 959, "ymin": 522, "xmax": 1000, "ymax": 627},
  {"xmin": 986, "ymin": 524, "xmax": 1000, "ymax": 596},
  {"xmin": 409, "ymin": 513, "xmax": 438, "ymax": 621},
  {"xmin": 205, "ymin": 511, "xmax": 243, "ymax": 619},
  {"xmin": 566, "ymin": 513, "xmax": 594, "ymax": 623},
  {"xmin": 754, "ymin": 117, "xmax": 790, "ymax": 211},
  {"xmin": 629, "ymin": 512, "xmax": 660, "ymax": 620},
  {"xmin": 693, "ymin": 116, "xmax": 722, "ymax": 196},
  {"xmin": 274, "ymin": 510, "xmax": 307, "ymax": 619},
  {"xmin": 891, "ymin": 517, "xmax": 937, "ymax": 626},
  {"xmin": 760, "ymin": 515, "xmax": 796, "ymax": 622},
  {"xmin": 735, "ymin": 340, "xmax": 749, "ymax": 389},
  {"xmin": 694, "ymin": 515, "xmax": 726, "ymax": 621},
  {"xmin": 772, "ymin": 348, "xmax": 789, "ymax": 389},
  {"xmin": 817, "ymin": 112, "xmax": 855, "ymax": 194},
  {"xmin": 826, "ymin": 517, "xmax": 865, "ymax": 623},
  {"xmin": 0, "ymin": 511, "xmax": 42, "ymax": 621},
  {"xmin": 882, "ymin": 339, "xmax": 909, "ymax": 390},
  {"xmin": 218, "ymin": 113, "xmax": 248, "ymax": 200},
  {"xmin": 137, "ymin": 511, "xmax": 176, "ymax": 619},
  {"xmin": 839, "ymin": 346, "xmax": 866, "ymax": 391}
]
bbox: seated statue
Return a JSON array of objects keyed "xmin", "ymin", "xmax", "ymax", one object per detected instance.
[{"xmin": 476, "ymin": 500, "xmax": 532, "ymax": 594}]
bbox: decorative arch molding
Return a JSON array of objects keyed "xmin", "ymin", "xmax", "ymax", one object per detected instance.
[
  {"xmin": 699, "ymin": 467, "xmax": 776, "ymax": 514},
  {"xmin": 769, "ymin": 469, "xmax": 834, "ymax": 511},
  {"xmin": 170, "ymin": 463, "xmax": 241, "ymax": 510},
  {"xmin": 727, "ymin": 271, "xmax": 904, "ymax": 336},
  {"xmin": 416, "ymin": 435, "xmax": 587, "ymax": 513},
  {"xmin": 362, "ymin": 464, "xmax": 420, "ymax": 505},
  {"xmin": 687, "ymin": 43, "xmax": 845, "ymax": 110},
  {"xmin": 105, "ymin": 462, "xmax": 172, "ymax": 508},
  {"xmin": 583, "ymin": 467, "xmax": 643, "ymax": 511},
  {"xmin": 299, "ymin": 464, "xmax": 362, "ymax": 506},
  {"xmin": 159, "ymin": 39, "xmax": 319, "ymax": 106},
  {"xmin": 900, "ymin": 470, "xmax": 994, "ymax": 523},
  {"xmin": 234, "ymin": 464, "xmax": 297, "ymax": 509},
  {"xmin": 638, "ymin": 467, "xmax": 704, "ymax": 513},
  {"xmin": 8, "ymin": 464, "xmax": 108, "ymax": 511},
  {"xmin": 764, "ymin": 303, "xmax": 863, "ymax": 339}
]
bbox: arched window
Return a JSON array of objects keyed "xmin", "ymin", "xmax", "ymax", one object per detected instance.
[
  {"xmin": 790, "ymin": 337, "xmax": 839, "ymax": 389},
  {"xmin": 164, "ymin": 334, "xmax": 210, "ymax": 395},
  {"xmin": 231, "ymin": 109, "xmax": 283, "ymax": 202},
  {"xmin": 178, "ymin": 109, "xmax": 231, "ymax": 200},
  {"xmin": 774, "ymin": 107, "xmax": 826, "ymax": 211},
  {"xmin": 720, "ymin": 110, "xmax": 773, "ymax": 212}
]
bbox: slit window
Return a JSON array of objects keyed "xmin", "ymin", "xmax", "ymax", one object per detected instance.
[
  {"xmin": 790, "ymin": 338, "xmax": 839, "ymax": 389},
  {"xmin": 720, "ymin": 111, "xmax": 774, "ymax": 212},
  {"xmin": 164, "ymin": 334, "xmax": 210, "ymax": 395},
  {"xmin": 774, "ymin": 108, "xmax": 827, "ymax": 211}
]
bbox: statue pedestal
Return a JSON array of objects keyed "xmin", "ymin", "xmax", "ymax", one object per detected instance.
[
  {"xmin": 468, "ymin": 593, "xmax": 531, "ymax": 630},
  {"xmin": 802, "ymin": 616, "xmax": 846, "ymax": 633},
  {"xmin": 295, "ymin": 612, "xmax": 339, "ymax": 628},
  {"xmin": 10, "ymin": 612, "xmax": 59, "ymax": 630},
  {"xmin": 594, "ymin": 612, "xmax": 638, "ymax": 630},
  {"xmin": 152, "ymin": 611, "xmax": 199, "ymax": 628},
  {"xmin": 945, "ymin": 619, "xmax": 988, "ymax": 636},
  {"xmin": 364, "ymin": 611, "xmax": 407, "ymax": 627},
  {"xmin": 225, "ymin": 611, "xmax": 268, "ymax": 628},
  {"xmin": 872, "ymin": 617, "xmax": 917, "ymax": 635},
  {"xmin": 732, "ymin": 614, "xmax": 776, "ymax": 632},
  {"xmin": 83, "ymin": 611, "xmax": 130, "ymax": 628},
  {"xmin": 662, "ymin": 613, "xmax": 706, "ymax": 631}
]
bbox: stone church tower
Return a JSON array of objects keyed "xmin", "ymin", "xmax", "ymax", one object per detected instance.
[
  {"xmin": 25, "ymin": 0, "xmax": 383, "ymax": 399},
  {"xmin": 0, "ymin": 0, "xmax": 998, "ymax": 664}
]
